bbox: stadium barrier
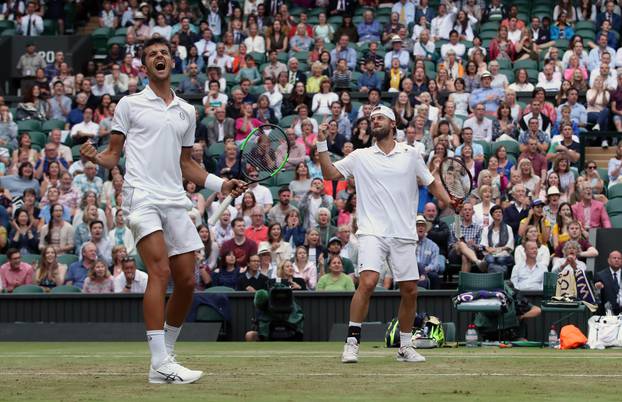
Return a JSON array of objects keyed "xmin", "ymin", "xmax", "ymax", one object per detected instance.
[{"xmin": 0, "ymin": 290, "xmax": 588, "ymax": 342}]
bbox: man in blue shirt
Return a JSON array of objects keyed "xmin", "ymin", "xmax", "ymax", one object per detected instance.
[
  {"xmin": 415, "ymin": 216, "xmax": 441, "ymax": 289},
  {"xmin": 65, "ymin": 92, "xmax": 87, "ymax": 128},
  {"xmin": 469, "ymin": 71, "xmax": 504, "ymax": 115},
  {"xmin": 330, "ymin": 35, "xmax": 357, "ymax": 71},
  {"xmin": 65, "ymin": 242, "xmax": 98, "ymax": 289},
  {"xmin": 356, "ymin": 10, "xmax": 382, "ymax": 43},
  {"xmin": 357, "ymin": 58, "xmax": 381, "ymax": 93},
  {"xmin": 556, "ymin": 87, "xmax": 587, "ymax": 128}
]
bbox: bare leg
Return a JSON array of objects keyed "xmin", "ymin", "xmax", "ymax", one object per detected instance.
[
  {"xmin": 137, "ymin": 231, "xmax": 171, "ymax": 330},
  {"xmin": 461, "ymin": 255, "xmax": 471, "ymax": 273},
  {"xmin": 349, "ymin": 270, "xmax": 379, "ymax": 323},
  {"xmin": 397, "ymin": 281, "xmax": 418, "ymax": 334},
  {"xmin": 167, "ymin": 251, "xmax": 196, "ymax": 327}
]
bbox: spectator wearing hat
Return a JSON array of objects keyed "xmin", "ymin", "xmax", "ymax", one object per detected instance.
[
  {"xmin": 129, "ymin": 11, "xmax": 151, "ymax": 41},
  {"xmin": 415, "ymin": 215, "xmax": 441, "ymax": 289},
  {"xmin": 481, "ymin": 205, "xmax": 514, "ymax": 275},
  {"xmin": 321, "ymin": 236, "xmax": 354, "ymax": 276},
  {"xmin": 518, "ymin": 199, "xmax": 552, "ymax": 245},
  {"xmin": 468, "ymin": 71, "xmax": 505, "ymax": 115},
  {"xmin": 384, "ymin": 35, "xmax": 410, "ymax": 70},
  {"xmin": 256, "ymin": 242, "xmax": 276, "ymax": 278},
  {"xmin": 543, "ymin": 186, "xmax": 562, "ymax": 225}
]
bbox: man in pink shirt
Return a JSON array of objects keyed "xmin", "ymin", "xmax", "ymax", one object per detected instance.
[
  {"xmin": 572, "ymin": 186, "xmax": 612, "ymax": 229},
  {"xmin": 0, "ymin": 249, "xmax": 34, "ymax": 292}
]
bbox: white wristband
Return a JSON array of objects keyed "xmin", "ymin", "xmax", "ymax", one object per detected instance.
[
  {"xmin": 204, "ymin": 174, "xmax": 225, "ymax": 192},
  {"xmin": 316, "ymin": 140, "xmax": 328, "ymax": 153}
]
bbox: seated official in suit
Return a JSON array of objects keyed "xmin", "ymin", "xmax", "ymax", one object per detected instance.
[{"xmin": 594, "ymin": 250, "xmax": 622, "ymax": 315}]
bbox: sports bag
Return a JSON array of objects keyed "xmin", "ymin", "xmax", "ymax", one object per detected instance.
[
  {"xmin": 559, "ymin": 325, "xmax": 587, "ymax": 349},
  {"xmin": 385, "ymin": 313, "xmax": 445, "ymax": 348},
  {"xmin": 587, "ymin": 315, "xmax": 622, "ymax": 349}
]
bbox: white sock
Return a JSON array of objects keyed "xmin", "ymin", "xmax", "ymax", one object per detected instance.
[
  {"xmin": 348, "ymin": 321, "xmax": 362, "ymax": 328},
  {"xmin": 164, "ymin": 322, "xmax": 182, "ymax": 355},
  {"xmin": 147, "ymin": 330, "xmax": 168, "ymax": 368},
  {"xmin": 400, "ymin": 331, "xmax": 413, "ymax": 348}
]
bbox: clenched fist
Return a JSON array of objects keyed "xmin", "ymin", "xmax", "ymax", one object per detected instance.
[
  {"xmin": 317, "ymin": 122, "xmax": 328, "ymax": 142},
  {"xmin": 80, "ymin": 141, "xmax": 98, "ymax": 164}
]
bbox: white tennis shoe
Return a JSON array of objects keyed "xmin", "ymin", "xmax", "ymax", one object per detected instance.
[
  {"xmin": 341, "ymin": 337, "xmax": 359, "ymax": 363},
  {"xmin": 148, "ymin": 354, "xmax": 203, "ymax": 384},
  {"xmin": 396, "ymin": 346, "xmax": 426, "ymax": 362}
]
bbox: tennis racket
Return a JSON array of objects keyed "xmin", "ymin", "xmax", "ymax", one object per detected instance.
[
  {"xmin": 207, "ymin": 123, "xmax": 289, "ymax": 225},
  {"xmin": 438, "ymin": 157, "xmax": 473, "ymax": 240}
]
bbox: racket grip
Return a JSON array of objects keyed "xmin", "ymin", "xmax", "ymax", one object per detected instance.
[{"xmin": 207, "ymin": 194, "xmax": 233, "ymax": 225}]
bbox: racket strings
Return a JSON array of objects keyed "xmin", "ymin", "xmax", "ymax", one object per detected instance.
[
  {"xmin": 441, "ymin": 160, "xmax": 471, "ymax": 199},
  {"xmin": 241, "ymin": 126, "xmax": 288, "ymax": 180}
]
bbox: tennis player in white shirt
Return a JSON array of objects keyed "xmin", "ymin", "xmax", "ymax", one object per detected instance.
[
  {"xmin": 316, "ymin": 105, "xmax": 451, "ymax": 363},
  {"xmin": 81, "ymin": 37, "xmax": 245, "ymax": 384}
]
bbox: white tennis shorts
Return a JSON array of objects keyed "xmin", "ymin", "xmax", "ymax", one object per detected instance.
[
  {"xmin": 357, "ymin": 235, "xmax": 420, "ymax": 282},
  {"xmin": 122, "ymin": 186, "xmax": 203, "ymax": 257}
]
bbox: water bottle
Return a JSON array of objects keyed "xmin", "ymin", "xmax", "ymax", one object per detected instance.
[
  {"xmin": 465, "ymin": 324, "xmax": 479, "ymax": 347},
  {"xmin": 548, "ymin": 326, "xmax": 559, "ymax": 349}
]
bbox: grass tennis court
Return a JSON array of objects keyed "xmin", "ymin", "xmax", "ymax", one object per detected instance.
[{"xmin": 0, "ymin": 342, "xmax": 618, "ymax": 402}]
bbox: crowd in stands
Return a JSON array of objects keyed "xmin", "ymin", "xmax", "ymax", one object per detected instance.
[{"xmin": 2, "ymin": 1, "xmax": 622, "ymax": 302}]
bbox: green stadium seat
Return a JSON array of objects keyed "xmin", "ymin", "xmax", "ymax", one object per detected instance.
[
  {"xmin": 196, "ymin": 304, "xmax": 225, "ymax": 321},
  {"xmin": 134, "ymin": 253, "xmax": 147, "ymax": 272},
  {"xmin": 21, "ymin": 254, "xmax": 40, "ymax": 265},
  {"xmin": 499, "ymin": 69, "xmax": 514, "ymax": 83},
  {"xmin": 456, "ymin": 272, "xmax": 506, "ymax": 314},
  {"xmin": 17, "ymin": 120, "xmax": 42, "ymax": 133},
  {"xmin": 171, "ymin": 73, "xmax": 185, "ymax": 87},
  {"xmin": 50, "ymin": 285, "xmax": 82, "ymax": 293},
  {"xmin": 200, "ymin": 188, "xmax": 214, "ymax": 200},
  {"xmin": 608, "ymin": 184, "xmax": 622, "ymax": 200},
  {"xmin": 71, "ymin": 145, "xmax": 82, "ymax": 160},
  {"xmin": 43, "ymin": 19, "xmax": 56, "ymax": 35},
  {"xmin": 479, "ymin": 30, "xmax": 497, "ymax": 41},
  {"xmin": 207, "ymin": 142, "xmax": 225, "ymax": 159},
  {"xmin": 525, "ymin": 69, "xmax": 539, "ymax": 84},
  {"xmin": 479, "ymin": 21, "xmax": 500, "ymax": 33},
  {"xmin": 0, "ymin": 255, "xmax": 6, "ymax": 265},
  {"xmin": 57, "ymin": 254, "xmax": 79, "ymax": 266},
  {"xmin": 27, "ymin": 131, "xmax": 47, "ymax": 148},
  {"xmin": 115, "ymin": 27, "xmax": 128, "ymax": 37},
  {"xmin": 575, "ymin": 21, "xmax": 595, "ymax": 31},
  {"xmin": 107, "ymin": 36, "xmax": 127, "ymax": 49},
  {"xmin": 474, "ymin": 140, "xmax": 491, "ymax": 159},
  {"xmin": 275, "ymin": 170, "xmax": 295, "ymax": 186},
  {"xmin": 12, "ymin": 285, "xmax": 44, "ymax": 294},
  {"xmin": 249, "ymin": 52, "xmax": 266, "ymax": 64},
  {"xmin": 41, "ymin": 119, "xmax": 65, "ymax": 133},
  {"xmin": 554, "ymin": 39, "xmax": 569, "ymax": 51},
  {"xmin": 269, "ymin": 186, "xmax": 280, "ymax": 202},
  {"xmin": 513, "ymin": 59, "xmax": 538, "ymax": 71},
  {"xmin": 606, "ymin": 198, "xmax": 622, "ymax": 217},
  {"xmin": 440, "ymin": 214, "xmax": 456, "ymax": 228},
  {"xmin": 1, "ymin": 29, "xmax": 16, "ymax": 36},
  {"xmin": 0, "ymin": 20, "xmax": 15, "ymax": 31},
  {"xmin": 575, "ymin": 29, "xmax": 595, "ymax": 42},
  {"xmin": 278, "ymin": 115, "xmax": 296, "ymax": 127},
  {"xmin": 611, "ymin": 215, "xmax": 622, "ymax": 229}
]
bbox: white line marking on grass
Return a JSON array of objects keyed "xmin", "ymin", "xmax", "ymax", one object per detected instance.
[
  {"xmin": 1, "ymin": 372, "xmax": 622, "ymax": 379},
  {"xmin": 2, "ymin": 352, "xmax": 622, "ymax": 360}
]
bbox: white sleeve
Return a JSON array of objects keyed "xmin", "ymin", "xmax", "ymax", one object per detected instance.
[
  {"xmin": 413, "ymin": 148, "xmax": 434, "ymax": 186},
  {"xmin": 111, "ymin": 97, "xmax": 131, "ymax": 136},
  {"xmin": 182, "ymin": 106, "xmax": 196, "ymax": 147},
  {"xmin": 481, "ymin": 227, "xmax": 490, "ymax": 248},
  {"xmin": 333, "ymin": 150, "xmax": 357, "ymax": 179}
]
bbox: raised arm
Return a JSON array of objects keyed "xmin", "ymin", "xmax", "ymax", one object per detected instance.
[{"xmin": 316, "ymin": 122, "xmax": 344, "ymax": 181}]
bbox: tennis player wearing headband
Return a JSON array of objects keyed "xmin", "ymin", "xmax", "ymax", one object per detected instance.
[{"xmin": 317, "ymin": 105, "xmax": 451, "ymax": 363}]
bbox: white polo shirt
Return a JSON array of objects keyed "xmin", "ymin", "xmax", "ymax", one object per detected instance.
[
  {"xmin": 112, "ymin": 85, "xmax": 196, "ymax": 200},
  {"xmin": 334, "ymin": 141, "xmax": 434, "ymax": 241}
]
